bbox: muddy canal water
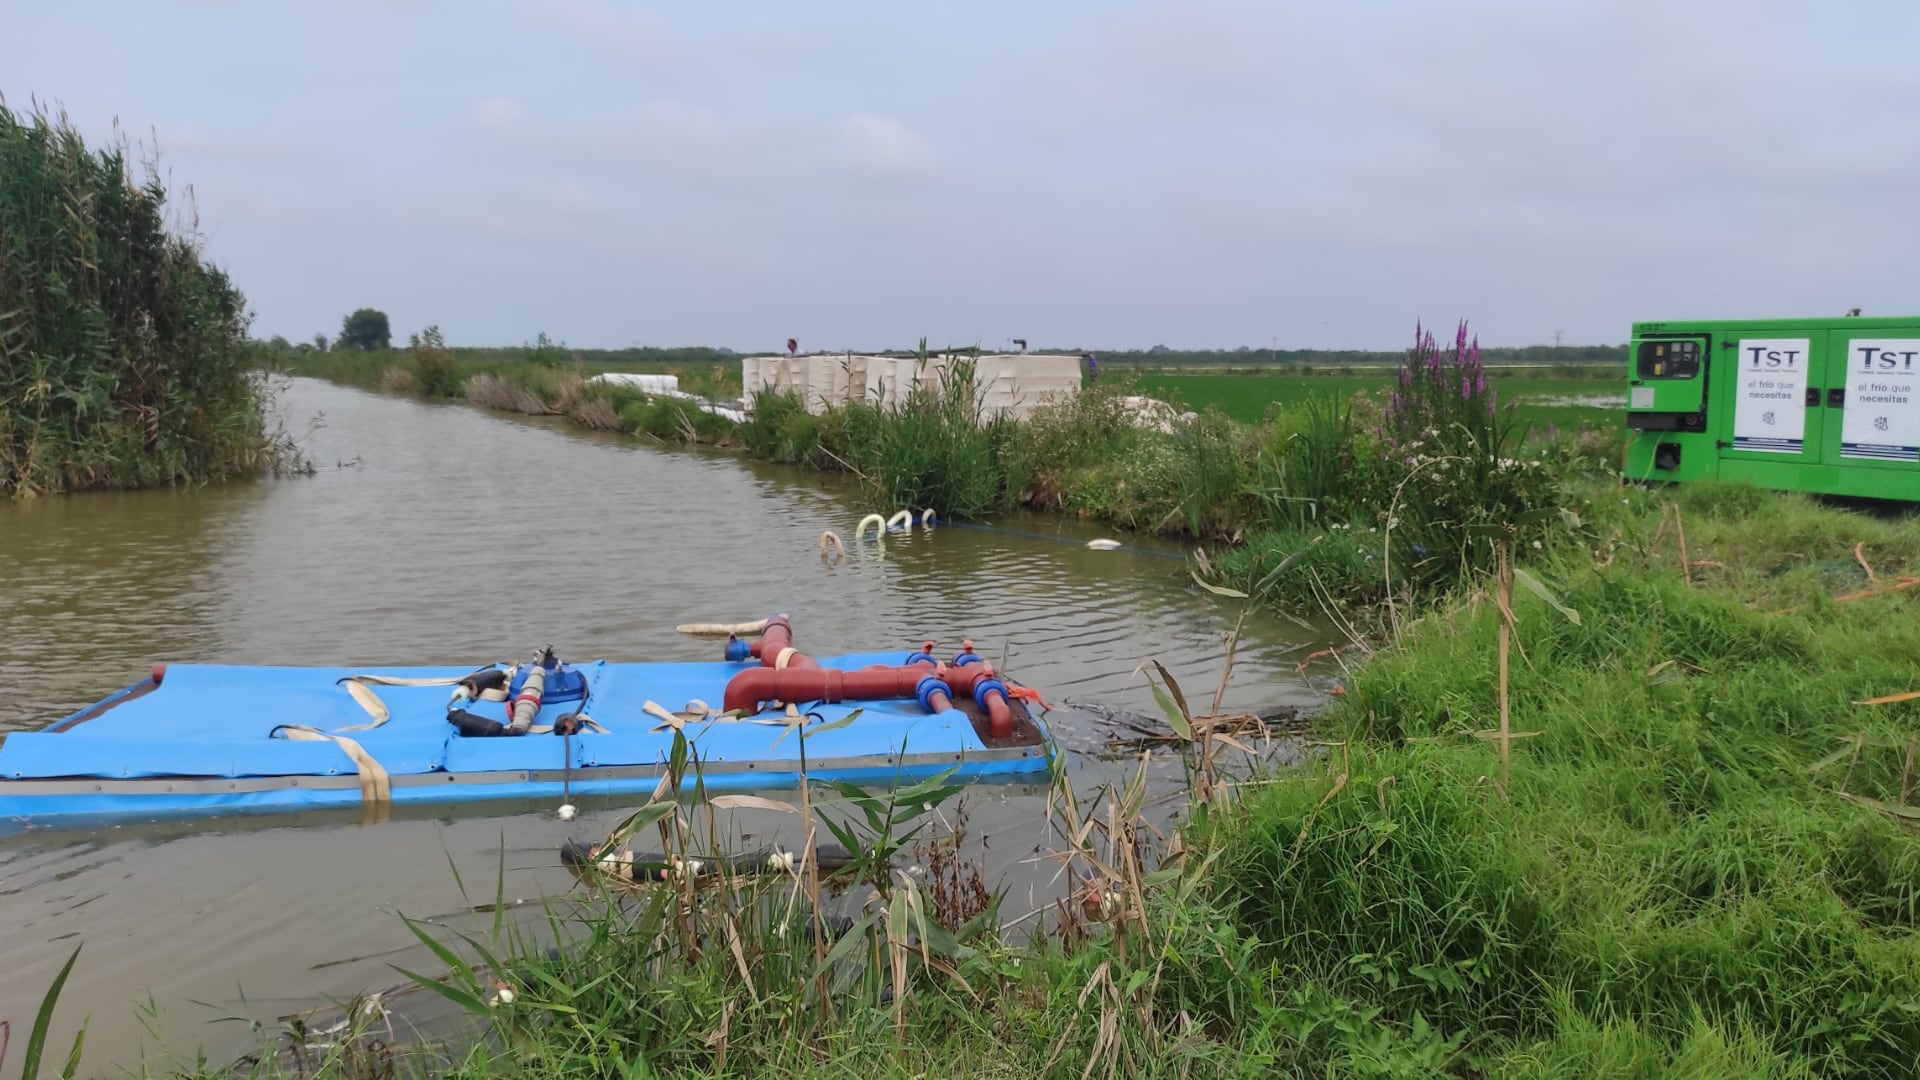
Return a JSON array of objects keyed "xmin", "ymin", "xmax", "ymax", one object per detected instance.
[{"xmin": 0, "ymin": 378, "xmax": 1328, "ymax": 1067}]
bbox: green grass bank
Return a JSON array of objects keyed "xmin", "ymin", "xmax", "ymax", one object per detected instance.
[
  {"xmin": 1, "ymin": 103, "xmax": 296, "ymax": 498},
  {"xmin": 29, "ymin": 484, "xmax": 1920, "ymax": 1079},
  {"xmin": 1129, "ymin": 368, "xmax": 1620, "ymax": 434}
]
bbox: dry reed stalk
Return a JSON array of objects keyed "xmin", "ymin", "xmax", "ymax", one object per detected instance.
[
  {"xmin": 463, "ymin": 373, "xmax": 552, "ymax": 414},
  {"xmin": 1853, "ymin": 690, "xmax": 1920, "ymax": 706},
  {"xmin": 1673, "ymin": 504, "xmax": 1691, "ymax": 584},
  {"xmin": 1904, "ymin": 735, "xmax": 1918, "ymax": 806},
  {"xmin": 569, "ymin": 397, "xmax": 621, "ymax": 431},
  {"xmin": 1836, "ymin": 577, "xmax": 1920, "ymax": 603},
  {"xmin": 796, "ymin": 745, "xmax": 833, "ymax": 1024}
]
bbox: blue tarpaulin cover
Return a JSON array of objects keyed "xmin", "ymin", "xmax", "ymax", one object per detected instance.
[{"xmin": 0, "ymin": 652, "xmax": 1052, "ymax": 825}]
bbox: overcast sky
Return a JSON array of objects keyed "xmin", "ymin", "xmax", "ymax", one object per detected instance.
[{"xmin": 7, "ymin": 1, "xmax": 1918, "ymax": 352}]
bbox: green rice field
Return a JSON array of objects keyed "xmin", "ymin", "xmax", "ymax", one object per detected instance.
[{"xmin": 1129, "ymin": 367, "xmax": 1624, "ymax": 434}]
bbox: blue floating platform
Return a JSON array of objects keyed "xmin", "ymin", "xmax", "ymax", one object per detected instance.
[{"xmin": 0, "ymin": 651, "xmax": 1055, "ymax": 827}]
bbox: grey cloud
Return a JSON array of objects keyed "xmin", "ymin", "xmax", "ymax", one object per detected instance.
[{"xmin": 8, "ymin": 0, "xmax": 1917, "ymax": 349}]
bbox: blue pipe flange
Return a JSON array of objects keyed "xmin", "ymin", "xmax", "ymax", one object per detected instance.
[
  {"xmin": 972, "ymin": 677, "xmax": 1009, "ymax": 708},
  {"xmin": 916, "ymin": 676, "xmax": 950, "ymax": 713}
]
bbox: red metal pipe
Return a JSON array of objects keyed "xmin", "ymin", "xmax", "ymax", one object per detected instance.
[
  {"xmin": 721, "ymin": 619, "xmax": 1011, "ymax": 732},
  {"xmin": 722, "ymin": 665, "xmax": 929, "ymax": 714}
]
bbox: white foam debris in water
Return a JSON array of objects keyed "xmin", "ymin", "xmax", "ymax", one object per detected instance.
[{"xmin": 557, "ymin": 803, "xmax": 577, "ymax": 821}]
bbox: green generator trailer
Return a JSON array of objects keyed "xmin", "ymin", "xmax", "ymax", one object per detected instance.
[{"xmin": 1624, "ymin": 315, "xmax": 1920, "ymax": 501}]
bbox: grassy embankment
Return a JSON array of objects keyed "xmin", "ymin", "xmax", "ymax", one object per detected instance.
[
  {"xmin": 0, "ymin": 102, "xmax": 297, "ymax": 498},
  {"xmin": 26, "ymin": 482, "xmax": 1920, "ymax": 1079}
]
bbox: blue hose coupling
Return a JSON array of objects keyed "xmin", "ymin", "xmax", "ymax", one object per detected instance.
[
  {"xmin": 906, "ymin": 651, "xmax": 936, "ymax": 667},
  {"xmin": 952, "ymin": 652, "xmax": 983, "ymax": 668},
  {"xmin": 916, "ymin": 676, "xmax": 950, "ymax": 713},
  {"xmin": 972, "ymin": 677, "xmax": 1008, "ymax": 709},
  {"xmin": 725, "ymin": 637, "xmax": 751, "ymax": 662}
]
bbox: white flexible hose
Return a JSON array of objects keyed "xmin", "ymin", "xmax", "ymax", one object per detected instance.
[{"xmin": 819, "ymin": 530, "xmax": 847, "ymax": 562}]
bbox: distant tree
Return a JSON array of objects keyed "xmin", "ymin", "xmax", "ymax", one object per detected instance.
[
  {"xmin": 525, "ymin": 331, "xmax": 568, "ymax": 367},
  {"xmin": 266, "ymin": 334, "xmax": 291, "ymax": 352},
  {"xmin": 313, "ymin": 333, "xmax": 329, "ymax": 351},
  {"xmin": 338, "ymin": 308, "xmax": 391, "ymax": 351}
]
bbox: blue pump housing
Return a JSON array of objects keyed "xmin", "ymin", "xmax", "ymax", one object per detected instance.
[{"xmin": 507, "ymin": 658, "xmax": 587, "ymax": 704}]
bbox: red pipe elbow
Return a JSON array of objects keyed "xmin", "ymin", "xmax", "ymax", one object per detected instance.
[
  {"xmin": 983, "ymin": 691, "xmax": 1013, "ymax": 738},
  {"xmin": 748, "ymin": 615, "xmax": 818, "ymax": 670}
]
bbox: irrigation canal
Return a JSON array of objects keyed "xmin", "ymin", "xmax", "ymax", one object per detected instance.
[{"xmin": 0, "ymin": 377, "xmax": 1330, "ymax": 1067}]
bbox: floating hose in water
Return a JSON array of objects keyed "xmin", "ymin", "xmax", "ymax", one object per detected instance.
[
  {"xmin": 820, "ymin": 530, "xmax": 847, "ymax": 564},
  {"xmin": 561, "ymin": 839, "xmax": 861, "ymax": 882},
  {"xmin": 676, "ymin": 618, "xmax": 773, "ymax": 637}
]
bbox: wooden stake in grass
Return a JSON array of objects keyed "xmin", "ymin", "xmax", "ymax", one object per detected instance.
[
  {"xmin": 1496, "ymin": 540, "xmax": 1513, "ymax": 787},
  {"xmin": 1673, "ymin": 505, "xmax": 1692, "ymax": 584}
]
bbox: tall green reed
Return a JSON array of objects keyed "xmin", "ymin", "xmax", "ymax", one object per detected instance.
[{"xmin": 0, "ymin": 101, "xmax": 298, "ymax": 497}]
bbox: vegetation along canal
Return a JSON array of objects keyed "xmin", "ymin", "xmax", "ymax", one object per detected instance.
[{"xmin": 0, "ymin": 377, "xmax": 1330, "ymax": 1067}]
